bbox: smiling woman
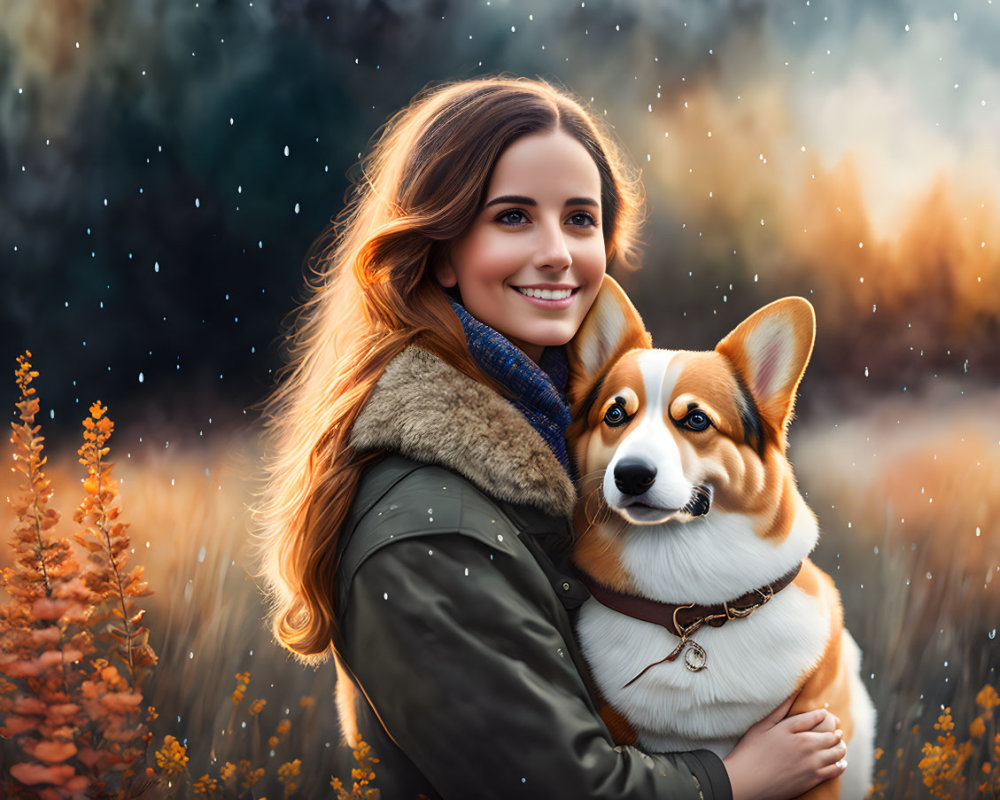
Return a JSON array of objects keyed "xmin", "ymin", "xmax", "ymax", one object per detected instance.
[{"xmin": 256, "ymin": 76, "xmax": 846, "ymax": 800}]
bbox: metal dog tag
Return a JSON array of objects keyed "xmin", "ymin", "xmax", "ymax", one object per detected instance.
[{"xmin": 683, "ymin": 640, "xmax": 708, "ymax": 672}]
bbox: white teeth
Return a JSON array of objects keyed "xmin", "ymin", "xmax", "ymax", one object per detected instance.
[{"xmin": 516, "ymin": 287, "xmax": 573, "ymax": 300}]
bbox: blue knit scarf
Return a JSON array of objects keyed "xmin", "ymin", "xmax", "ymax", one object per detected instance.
[{"xmin": 450, "ymin": 300, "xmax": 572, "ymax": 475}]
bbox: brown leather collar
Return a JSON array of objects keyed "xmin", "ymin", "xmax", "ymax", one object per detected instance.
[{"xmin": 581, "ymin": 562, "xmax": 802, "ymax": 641}]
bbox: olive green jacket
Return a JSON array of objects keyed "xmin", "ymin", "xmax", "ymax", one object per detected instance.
[{"xmin": 332, "ymin": 346, "xmax": 732, "ymax": 799}]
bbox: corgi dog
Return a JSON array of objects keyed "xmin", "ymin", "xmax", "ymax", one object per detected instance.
[{"xmin": 566, "ymin": 277, "xmax": 875, "ymax": 799}]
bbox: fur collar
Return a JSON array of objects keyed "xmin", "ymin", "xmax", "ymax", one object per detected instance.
[{"xmin": 350, "ymin": 346, "xmax": 577, "ymax": 517}]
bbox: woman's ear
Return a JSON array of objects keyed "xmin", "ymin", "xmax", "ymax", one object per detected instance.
[
  {"xmin": 433, "ymin": 256, "xmax": 458, "ymax": 288},
  {"xmin": 567, "ymin": 275, "xmax": 651, "ymax": 408}
]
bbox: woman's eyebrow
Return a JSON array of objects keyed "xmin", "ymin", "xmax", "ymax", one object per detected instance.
[
  {"xmin": 485, "ymin": 194, "xmax": 535, "ymax": 208},
  {"xmin": 484, "ymin": 194, "xmax": 599, "ymax": 208}
]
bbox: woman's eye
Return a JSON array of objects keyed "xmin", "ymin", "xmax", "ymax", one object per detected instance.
[
  {"xmin": 496, "ymin": 209, "xmax": 528, "ymax": 226},
  {"xmin": 567, "ymin": 211, "xmax": 596, "ymax": 227},
  {"xmin": 603, "ymin": 402, "xmax": 629, "ymax": 427},
  {"xmin": 683, "ymin": 410, "xmax": 711, "ymax": 432}
]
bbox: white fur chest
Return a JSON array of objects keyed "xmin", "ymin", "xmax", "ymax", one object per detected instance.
[{"xmin": 576, "ymin": 585, "xmax": 830, "ymax": 757}]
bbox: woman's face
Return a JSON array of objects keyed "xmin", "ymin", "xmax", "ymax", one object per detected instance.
[{"xmin": 436, "ymin": 130, "xmax": 606, "ymax": 362}]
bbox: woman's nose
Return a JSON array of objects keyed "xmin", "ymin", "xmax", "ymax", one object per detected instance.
[{"xmin": 532, "ymin": 222, "xmax": 572, "ymax": 270}]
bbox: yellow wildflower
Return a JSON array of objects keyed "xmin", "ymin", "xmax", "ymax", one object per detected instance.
[
  {"xmin": 277, "ymin": 718, "xmax": 292, "ymax": 735},
  {"xmin": 193, "ymin": 774, "xmax": 219, "ymax": 794},
  {"xmin": 970, "ymin": 715, "xmax": 987, "ymax": 738},
  {"xmin": 248, "ymin": 698, "xmax": 267, "ymax": 716},
  {"xmin": 154, "ymin": 735, "xmax": 189, "ymax": 778},
  {"xmin": 278, "ymin": 759, "xmax": 301, "ymax": 779}
]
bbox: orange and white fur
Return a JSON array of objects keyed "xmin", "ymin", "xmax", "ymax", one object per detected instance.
[{"xmin": 566, "ymin": 277, "xmax": 875, "ymax": 799}]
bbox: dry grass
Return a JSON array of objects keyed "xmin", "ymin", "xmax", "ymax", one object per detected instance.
[
  {"xmin": 795, "ymin": 383, "xmax": 1000, "ymax": 797},
  {"xmin": 3, "ymin": 374, "xmax": 998, "ymax": 796},
  {"xmin": 105, "ymin": 435, "xmax": 340, "ymax": 797}
]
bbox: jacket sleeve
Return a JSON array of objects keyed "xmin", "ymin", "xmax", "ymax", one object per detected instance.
[{"xmin": 338, "ymin": 532, "xmax": 733, "ymax": 800}]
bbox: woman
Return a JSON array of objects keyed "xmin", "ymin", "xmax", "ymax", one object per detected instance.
[{"xmin": 258, "ymin": 77, "xmax": 847, "ymax": 799}]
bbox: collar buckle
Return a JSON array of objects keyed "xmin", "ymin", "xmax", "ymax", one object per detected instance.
[{"xmin": 724, "ymin": 584, "xmax": 774, "ymax": 620}]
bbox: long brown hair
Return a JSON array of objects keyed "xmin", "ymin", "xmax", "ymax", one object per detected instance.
[{"xmin": 257, "ymin": 76, "xmax": 645, "ymax": 661}]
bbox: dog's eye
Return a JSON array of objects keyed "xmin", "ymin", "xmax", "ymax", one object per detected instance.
[
  {"xmin": 603, "ymin": 402, "xmax": 630, "ymax": 428},
  {"xmin": 682, "ymin": 410, "xmax": 711, "ymax": 432}
]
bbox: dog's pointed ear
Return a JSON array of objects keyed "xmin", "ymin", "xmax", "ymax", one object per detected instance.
[
  {"xmin": 715, "ymin": 297, "xmax": 815, "ymax": 437},
  {"xmin": 567, "ymin": 275, "xmax": 651, "ymax": 408}
]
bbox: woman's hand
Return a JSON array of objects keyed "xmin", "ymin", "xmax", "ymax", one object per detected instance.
[{"xmin": 723, "ymin": 697, "xmax": 847, "ymax": 800}]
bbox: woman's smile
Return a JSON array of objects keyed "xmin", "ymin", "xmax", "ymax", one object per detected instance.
[{"xmin": 512, "ymin": 284, "xmax": 579, "ymax": 306}]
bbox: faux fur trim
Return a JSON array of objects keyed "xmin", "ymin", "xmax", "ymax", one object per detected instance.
[{"xmin": 350, "ymin": 346, "xmax": 576, "ymax": 517}]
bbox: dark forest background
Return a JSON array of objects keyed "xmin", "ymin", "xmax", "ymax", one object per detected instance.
[{"xmin": 4, "ymin": 0, "xmax": 997, "ymax": 433}]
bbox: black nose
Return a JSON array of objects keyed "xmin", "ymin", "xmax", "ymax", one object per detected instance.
[{"xmin": 614, "ymin": 459, "xmax": 657, "ymax": 496}]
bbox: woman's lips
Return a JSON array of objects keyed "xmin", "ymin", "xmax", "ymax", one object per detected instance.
[{"xmin": 513, "ymin": 285, "xmax": 578, "ymax": 309}]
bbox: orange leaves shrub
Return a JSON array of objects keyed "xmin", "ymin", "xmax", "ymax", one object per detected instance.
[
  {"xmin": 1, "ymin": 353, "xmax": 95, "ymax": 798},
  {"xmin": 0, "ymin": 353, "xmax": 157, "ymax": 799}
]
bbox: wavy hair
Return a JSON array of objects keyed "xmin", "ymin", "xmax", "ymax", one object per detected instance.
[{"xmin": 256, "ymin": 76, "xmax": 645, "ymax": 661}]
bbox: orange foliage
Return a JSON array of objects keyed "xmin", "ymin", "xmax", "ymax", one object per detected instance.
[
  {"xmin": 1, "ymin": 352, "xmax": 94, "ymax": 798},
  {"xmin": 74, "ymin": 401, "xmax": 157, "ymax": 686},
  {"xmin": 0, "ymin": 353, "xmax": 157, "ymax": 799}
]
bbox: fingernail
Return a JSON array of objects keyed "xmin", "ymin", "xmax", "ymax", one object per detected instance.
[
  {"xmin": 836, "ymin": 759, "xmax": 848, "ymax": 770},
  {"xmin": 835, "ymin": 729, "xmax": 843, "ymax": 740}
]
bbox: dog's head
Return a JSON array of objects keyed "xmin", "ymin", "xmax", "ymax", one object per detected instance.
[{"xmin": 568, "ymin": 277, "xmax": 815, "ymax": 531}]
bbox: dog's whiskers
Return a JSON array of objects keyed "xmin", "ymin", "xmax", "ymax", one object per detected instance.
[{"xmin": 576, "ymin": 471, "xmax": 628, "ymax": 545}]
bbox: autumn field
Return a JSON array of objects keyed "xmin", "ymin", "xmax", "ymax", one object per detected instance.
[{"xmin": 2, "ymin": 367, "xmax": 998, "ymax": 798}]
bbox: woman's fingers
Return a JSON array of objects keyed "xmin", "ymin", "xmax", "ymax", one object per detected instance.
[
  {"xmin": 810, "ymin": 711, "xmax": 841, "ymax": 733},
  {"xmin": 822, "ymin": 738, "xmax": 848, "ymax": 765},
  {"xmin": 816, "ymin": 763, "xmax": 847, "ymax": 782},
  {"xmin": 815, "ymin": 748, "xmax": 849, "ymax": 782},
  {"xmin": 784, "ymin": 707, "xmax": 833, "ymax": 733},
  {"xmin": 806, "ymin": 730, "xmax": 845, "ymax": 753}
]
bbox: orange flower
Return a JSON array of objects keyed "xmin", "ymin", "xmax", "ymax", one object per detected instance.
[
  {"xmin": 278, "ymin": 759, "xmax": 301, "ymax": 778},
  {"xmin": 154, "ymin": 735, "xmax": 189, "ymax": 778},
  {"xmin": 977, "ymin": 685, "xmax": 1000, "ymax": 711},
  {"xmin": 232, "ymin": 672, "xmax": 251, "ymax": 705},
  {"xmin": 237, "ymin": 760, "xmax": 265, "ymax": 790},
  {"xmin": 934, "ymin": 708, "xmax": 955, "ymax": 733}
]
